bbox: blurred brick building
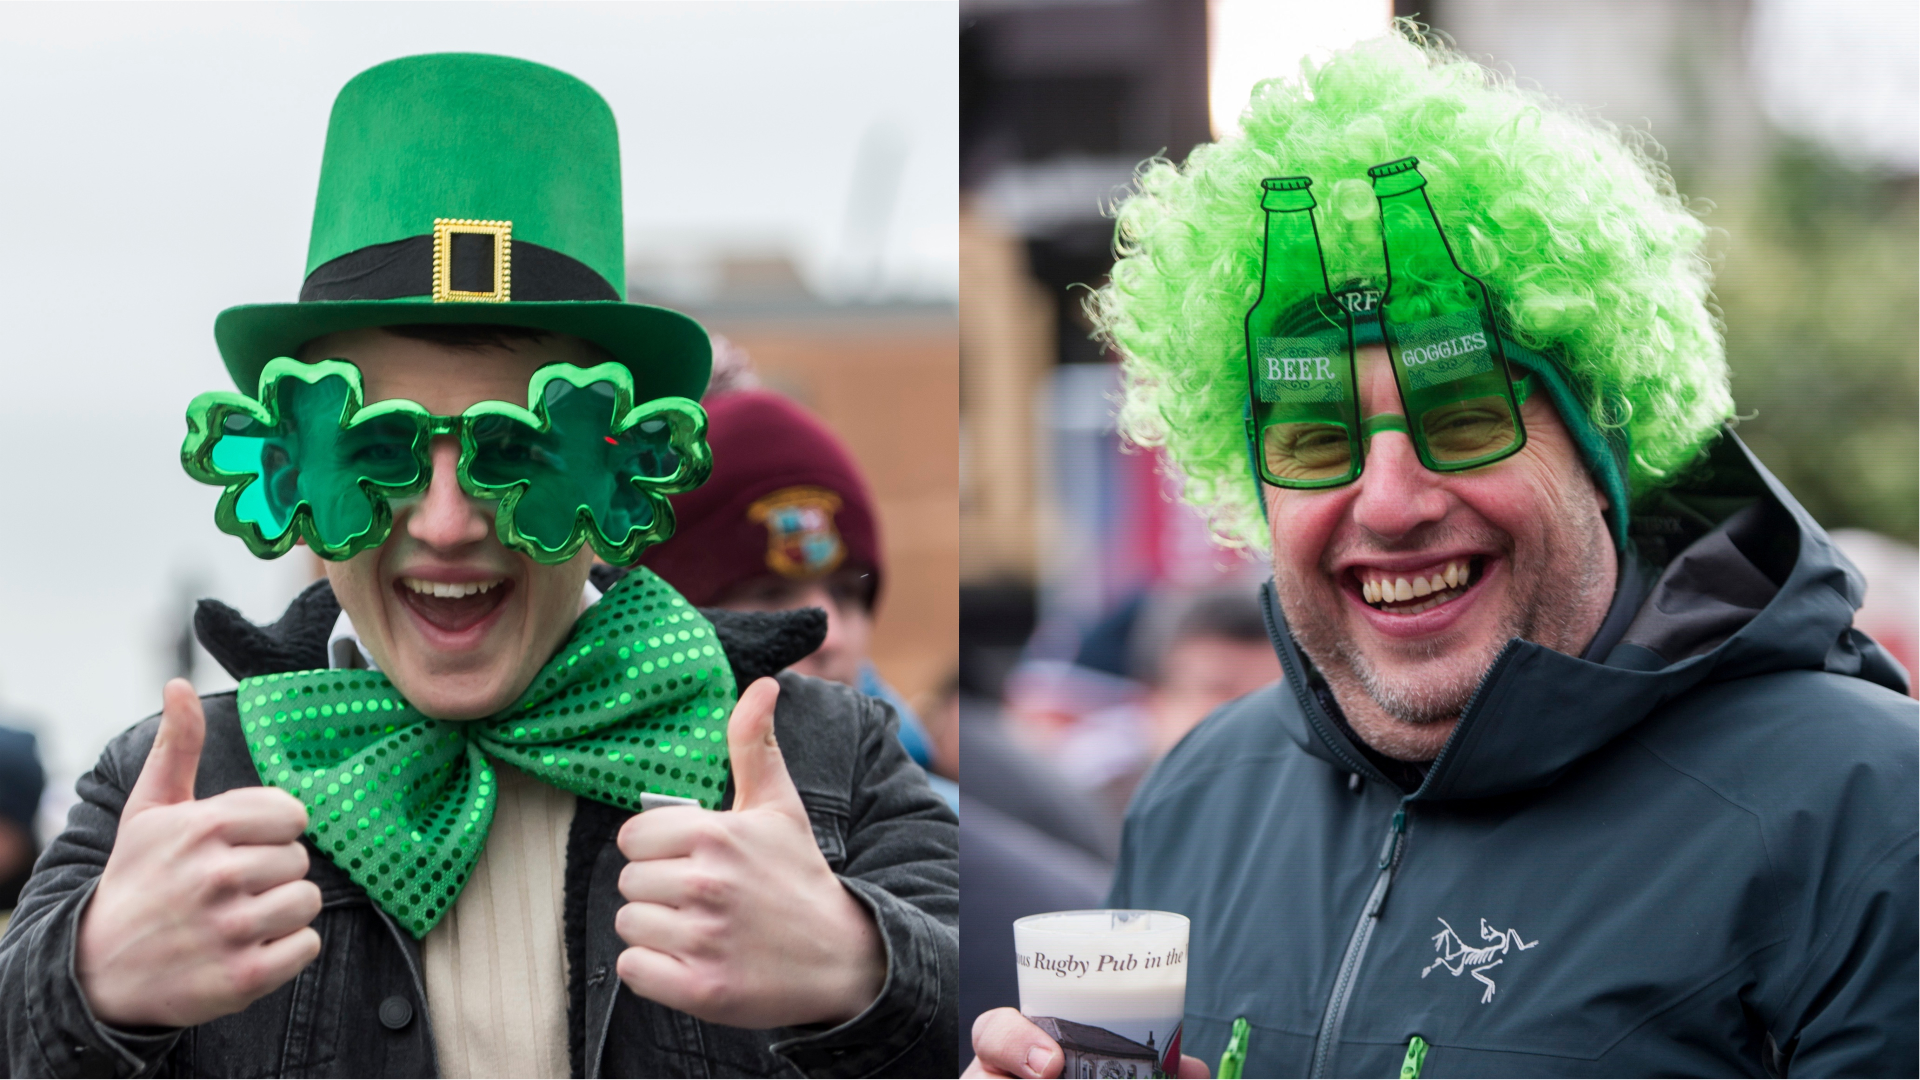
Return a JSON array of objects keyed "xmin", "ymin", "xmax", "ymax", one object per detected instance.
[{"xmin": 635, "ymin": 252, "xmax": 958, "ymax": 703}]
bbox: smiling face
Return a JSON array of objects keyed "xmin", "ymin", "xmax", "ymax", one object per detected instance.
[
  {"xmin": 302, "ymin": 327, "xmax": 602, "ymax": 720},
  {"xmin": 1266, "ymin": 344, "xmax": 1618, "ymax": 762}
]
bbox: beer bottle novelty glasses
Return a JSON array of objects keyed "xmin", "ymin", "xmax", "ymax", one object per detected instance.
[
  {"xmin": 1243, "ymin": 159, "xmax": 1528, "ymax": 489},
  {"xmin": 1242, "ymin": 177, "xmax": 1362, "ymax": 487},
  {"xmin": 181, "ymin": 358, "xmax": 712, "ymax": 564}
]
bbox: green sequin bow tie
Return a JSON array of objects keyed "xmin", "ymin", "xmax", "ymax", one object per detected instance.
[{"xmin": 239, "ymin": 568, "xmax": 738, "ymax": 937}]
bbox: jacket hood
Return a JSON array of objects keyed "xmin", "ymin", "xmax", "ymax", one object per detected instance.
[{"xmin": 1264, "ymin": 428, "xmax": 1910, "ymax": 802}]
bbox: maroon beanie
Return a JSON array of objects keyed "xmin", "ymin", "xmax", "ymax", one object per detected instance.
[{"xmin": 637, "ymin": 390, "xmax": 882, "ymax": 608}]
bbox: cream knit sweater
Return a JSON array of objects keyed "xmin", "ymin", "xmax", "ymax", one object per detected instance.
[{"xmin": 421, "ymin": 764, "xmax": 576, "ymax": 1078}]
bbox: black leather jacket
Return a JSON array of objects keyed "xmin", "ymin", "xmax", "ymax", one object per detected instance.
[{"xmin": 0, "ymin": 578, "xmax": 958, "ymax": 1077}]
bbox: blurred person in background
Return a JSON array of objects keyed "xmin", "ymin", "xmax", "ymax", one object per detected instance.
[
  {"xmin": 923, "ymin": 671, "xmax": 961, "ymax": 783},
  {"xmin": 0, "ymin": 726, "xmax": 45, "ymax": 929},
  {"xmin": 971, "ymin": 27, "xmax": 1915, "ymax": 1079},
  {"xmin": 639, "ymin": 387, "xmax": 958, "ymax": 809},
  {"xmin": 1055, "ymin": 586, "xmax": 1280, "ymax": 820}
]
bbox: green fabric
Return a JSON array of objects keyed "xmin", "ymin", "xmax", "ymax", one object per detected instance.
[
  {"xmin": 1499, "ymin": 340, "xmax": 1631, "ymax": 549},
  {"xmin": 216, "ymin": 302, "xmax": 711, "ymax": 408},
  {"xmin": 214, "ymin": 52, "xmax": 711, "ymax": 407},
  {"xmin": 305, "ymin": 54, "xmax": 623, "ymax": 288},
  {"xmin": 238, "ymin": 568, "xmax": 736, "ymax": 938}
]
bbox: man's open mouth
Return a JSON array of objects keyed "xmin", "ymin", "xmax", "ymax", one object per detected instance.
[
  {"xmin": 395, "ymin": 576, "xmax": 511, "ymax": 632},
  {"xmin": 1353, "ymin": 557, "xmax": 1483, "ymax": 615}
]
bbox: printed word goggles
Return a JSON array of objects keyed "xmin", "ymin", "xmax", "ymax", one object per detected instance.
[
  {"xmin": 1244, "ymin": 157, "xmax": 1533, "ymax": 489},
  {"xmin": 182, "ymin": 358, "xmax": 711, "ymax": 564}
]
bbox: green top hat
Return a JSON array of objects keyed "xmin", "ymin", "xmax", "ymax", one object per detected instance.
[{"xmin": 214, "ymin": 53, "xmax": 709, "ymax": 402}]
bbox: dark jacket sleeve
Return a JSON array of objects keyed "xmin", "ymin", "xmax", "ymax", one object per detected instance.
[
  {"xmin": 0, "ymin": 714, "xmax": 186, "ymax": 1078},
  {"xmin": 1779, "ymin": 831, "xmax": 1919, "ymax": 1078},
  {"xmin": 767, "ymin": 673, "xmax": 960, "ymax": 1078}
]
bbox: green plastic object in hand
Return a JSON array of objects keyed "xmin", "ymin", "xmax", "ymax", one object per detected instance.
[
  {"xmin": 1400, "ymin": 1034, "xmax": 1429, "ymax": 1079},
  {"xmin": 1217, "ymin": 1016, "xmax": 1250, "ymax": 1079},
  {"xmin": 182, "ymin": 357, "xmax": 712, "ymax": 564}
]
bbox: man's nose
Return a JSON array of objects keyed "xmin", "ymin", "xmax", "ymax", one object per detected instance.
[
  {"xmin": 1349, "ymin": 426, "xmax": 1450, "ymax": 539},
  {"xmin": 403, "ymin": 437, "xmax": 492, "ymax": 549}
]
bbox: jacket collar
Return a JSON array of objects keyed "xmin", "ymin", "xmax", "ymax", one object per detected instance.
[{"xmin": 1264, "ymin": 428, "xmax": 1908, "ymax": 802}]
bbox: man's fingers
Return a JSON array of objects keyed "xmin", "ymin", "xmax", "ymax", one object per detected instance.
[
  {"xmin": 616, "ymin": 806, "xmax": 707, "ymax": 863},
  {"xmin": 219, "ymin": 878, "xmax": 323, "ymax": 944},
  {"xmin": 1178, "ymin": 1053, "xmax": 1212, "ymax": 1079},
  {"xmin": 200, "ymin": 787, "xmax": 311, "ymax": 846},
  {"xmin": 124, "ymin": 679, "xmax": 207, "ymax": 819},
  {"xmin": 968, "ymin": 1008, "xmax": 1062, "ymax": 1079},
  {"xmin": 221, "ymin": 841, "xmax": 312, "ymax": 898},
  {"xmin": 724, "ymin": 678, "xmax": 803, "ymax": 816},
  {"xmin": 613, "ymin": 900, "xmax": 706, "ymax": 956},
  {"xmin": 240, "ymin": 925, "xmax": 322, "ymax": 996},
  {"xmin": 617, "ymin": 858, "xmax": 711, "ymax": 908},
  {"xmin": 614, "ymin": 941, "xmax": 693, "ymax": 1002}
]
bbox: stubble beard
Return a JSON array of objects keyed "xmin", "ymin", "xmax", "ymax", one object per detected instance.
[{"xmin": 1278, "ymin": 497, "xmax": 1614, "ymax": 762}]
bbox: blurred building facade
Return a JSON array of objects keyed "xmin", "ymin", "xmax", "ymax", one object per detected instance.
[
  {"xmin": 962, "ymin": 0, "xmax": 1256, "ymax": 684},
  {"xmin": 634, "ymin": 254, "xmax": 959, "ymax": 703}
]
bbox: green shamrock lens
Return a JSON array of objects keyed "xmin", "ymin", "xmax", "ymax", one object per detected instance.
[
  {"xmin": 185, "ymin": 359, "xmax": 429, "ymax": 559},
  {"xmin": 462, "ymin": 364, "xmax": 710, "ymax": 565},
  {"xmin": 469, "ymin": 399, "xmax": 659, "ymax": 551}
]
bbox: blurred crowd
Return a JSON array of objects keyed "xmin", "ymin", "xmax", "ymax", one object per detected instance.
[{"xmin": 0, "ymin": 725, "xmax": 43, "ymax": 936}]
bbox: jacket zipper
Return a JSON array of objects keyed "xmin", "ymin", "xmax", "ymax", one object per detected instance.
[
  {"xmin": 1309, "ymin": 804, "xmax": 1408, "ymax": 1077},
  {"xmin": 1299, "ymin": 644, "xmax": 1517, "ymax": 1075},
  {"xmin": 1264, "ymin": 583, "xmax": 1520, "ymax": 1075}
]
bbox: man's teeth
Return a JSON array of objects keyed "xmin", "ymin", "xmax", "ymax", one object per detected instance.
[
  {"xmin": 1358, "ymin": 559, "xmax": 1473, "ymax": 609},
  {"xmin": 400, "ymin": 577, "xmax": 503, "ymax": 599}
]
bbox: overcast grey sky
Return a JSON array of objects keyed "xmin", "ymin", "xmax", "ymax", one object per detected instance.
[{"xmin": 0, "ymin": 1, "xmax": 956, "ymax": 810}]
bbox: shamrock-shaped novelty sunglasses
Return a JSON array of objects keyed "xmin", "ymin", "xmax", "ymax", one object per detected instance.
[{"xmin": 182, "ymin": 358, "xmax": 711, "ymax": 564}]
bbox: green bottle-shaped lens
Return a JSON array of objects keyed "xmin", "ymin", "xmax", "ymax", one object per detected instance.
[
  {"xmin": 1369, "ymin": 157, "xmax": 1525, "ymax": 469},
  {"xmin": 1243, "ymin": 177, "xmax": 1360, "ymax": 487}
]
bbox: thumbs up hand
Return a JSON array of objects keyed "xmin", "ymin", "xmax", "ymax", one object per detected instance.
[
  {"xmin": 614, "ymin": 677, "xmax": 886, "ymax": 1029},
  {"xmin": 76, "ymin": 680, "xmax": 322, "ymax": 1028}
]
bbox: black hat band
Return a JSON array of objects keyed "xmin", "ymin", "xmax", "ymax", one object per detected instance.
[{"xmin": 300, "ymin": 234, "xmax": 620, "ymax": 304}]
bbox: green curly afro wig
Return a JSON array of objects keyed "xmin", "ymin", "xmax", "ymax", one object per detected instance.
[{"xmin": 1090, "ymin": 26, "xmax": 1732, "ymax": 550}]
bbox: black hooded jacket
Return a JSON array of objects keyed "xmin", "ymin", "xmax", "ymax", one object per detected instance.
[
  {"xmin": 0, "ymin": 571, "xmax": 958, "ymax": 1077},
  {"xmin": 1110, "ymin": 432, "xmax": 1917, "ymax": 1077}
]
